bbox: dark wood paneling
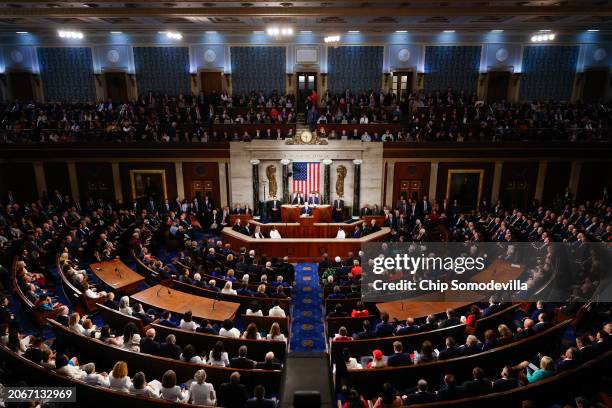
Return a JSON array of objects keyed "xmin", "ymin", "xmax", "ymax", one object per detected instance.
[
  {"xmin": 542, "ymin": 162, "xmax": 571, "ymax": 206},
  {"xmin": 200, "ymin": 71, "xmax": 223, "ymax": 94},
  {"xmin": 392, "ymin": 162, "xmax": 431, "ymax": 204},
  {"xmin": 0, "ymin": 162, "xmax": 37, "ymax": 202},
  {"xmin": 182, "ymin": 162, "xmax": 221, "ymax": 206},
  {"xmin": 104, "ymin": 72, "xmax": 128, "ymax": 102},
  {"xmin": 43, "ymin": 162, "xmax": 71, "ymax": 198},
  {"xmin": 436, "ymin": 162, "xmax": 495, "ymax": 205},
  {"xmin": 119, "ymin": 162, "xmax": 177, "ymax": 203},
  {"xmin": 8, "ymin": 72, "xmax": 35, "ymax": 102},
  {"xmin": 75, "ymin": 162, "xmax": 115, "ymax": 202},
  {"xmin": 577, "ymin": 161, "xmax": 612, "ymax": 202},
  {"xmin": 500, "ymin": 162, "xmax": 538, "ymax": 209}
]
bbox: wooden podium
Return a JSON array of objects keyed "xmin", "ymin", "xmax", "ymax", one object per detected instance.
[{"xmin": 281, "ymin": 205, "xmax": 331, "ymax": 223}]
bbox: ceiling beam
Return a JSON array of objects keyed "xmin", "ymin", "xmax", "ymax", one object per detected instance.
[{"xmin": 1, "ymin": 6, "xmax": 612, "ymax": 18}]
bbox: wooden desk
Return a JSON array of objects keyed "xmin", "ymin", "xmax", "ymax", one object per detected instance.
[
  {"xmin": 281, "ymin": 205, "xmax": 300, "ymax": 222},
  {"xmin": 229, "ymin": 214, "xmax": 252, "ymax": 227},
  {"xmin": 90, "ymin": 259, "xmax": 145, "ymax": 295},
  {"xmin": 132, "ymin": 285, "xmax": 240, "ymax": 322},
  {"xmin": 471, "ymin": 259, "xmax": 524, "ymax": 283},
  {"xmin": 375, "ymin": 260, "xmax": 524, "ymax": 321},
  {"xmin": 222, "ymin": 226, "xmax": 391, "ymax": 261}
]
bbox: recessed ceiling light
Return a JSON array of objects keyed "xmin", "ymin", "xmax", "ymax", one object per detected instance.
[
  {"xmin": 491, "ymin": 29, "xmax": 504, "ymax": 33},
  {"xmin": 395, "ymin": 30, "xmax": 408, "ymax": 33},
  {"xmin": 16, "ymin": 31, "xmax": 28, "ymax": 34},
  {"xmin": 587, "ymin": 29, "xmax": 599, "ymax": 32},
  {"xmin": 300, "ymin": 30, "xmax": 312, "ymax": 33},
  {"xmin": 348, "ymin": 30, "xmax": 360, "ymax": 33},
  {"xmin": 443, "ymin": 30, "xmax": 455, "ymax": 33},
  {"xmin": 205, "ymin": 31, "xmax": 217, "ymax": 34},
  {"xmin": 253, "ymin": 30, "xmax": 264, "ymax": 34},
  {"xmin": 539, "ymin": 29, "xmax": 551, "ymax": 32},
  {"xmin": 110, "ymin": 31, "xmax": 122, "ymax": 34}
]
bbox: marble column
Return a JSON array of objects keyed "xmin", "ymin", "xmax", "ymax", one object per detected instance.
[
  {"xmin": 429, "ymin": 161, "xmax": 439, "ymax": 201},
  {"xmin": 281, "ymin": 159, "xmax": 291, "ymax": 203},
  {"xmin": 352, "ymin": 159, "xmax": 362, "ymax": 217},
  {"xmin": 569, "ymin": 161, "xmax": 582, "ymax": 198},
  {"xmin": 111, "ymin": 162, "xmax": 123, "ymax": 204},
  {"xmin": 32, "ymin": 161, "xmax": 47, "ymax": 199},
  {"xmin": 174, "ymin": 162, "xmax": 185, "ymax": 200},
  {"xmin": 491, "ymin": 161, "xmax": 504, "ymax": 204},
  {"xmin": 251, "ymin": 159, "xmax": 261, "ymax": 216},
  {"xmin": 323, "ymin": 159, "xmax": 332, "ymax": 204},
  {"xmin": 66, "ymin": 161, "xmax": 80, "ymax": 201},
  {"xmin": 534, "ymin": 161, "xmax": 548, "ymax": 203}
]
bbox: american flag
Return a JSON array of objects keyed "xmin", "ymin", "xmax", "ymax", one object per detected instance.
[{"xmin": 292, "ymin": 162, "xmax": 320, "ymax": 195}]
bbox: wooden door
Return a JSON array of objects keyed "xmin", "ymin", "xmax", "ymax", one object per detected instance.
[
  {"xmin": 9, "ymin": 72, "xmax": 35, "ymax": 102},
  {"xmin": 486, "ymin": 71, "xmax": 510, "ymax": 102},
  {"xmin": 200, "ymin": 71, "xmax": 223, "ymax": 94},
  {"xmin": 582, "ymin": 69, "xmax": 608, "ymax": 102},
  {"xmin": 392, "ymin": 71, "xmax": 413, "ymax": 98},
  {"xmin": 190, "ymin": 180, "xmax": 214, "ymax": 201},
  {"xmin": 297, "ymin": 72, "xmax": 317, "ymax": 111},
  {"xmin": 104, "ymin": 72, "xmax": 128, "ymax": 102},
  {"xmin": 399, "ymin": 180, "xmax": 423, "ymax": 202}
]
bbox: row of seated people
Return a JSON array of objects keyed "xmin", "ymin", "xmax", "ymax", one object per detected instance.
[
  {"xmin": 213, "ymin": 107, "xmax": 297, "ymax": 124},
  {"xmin": 9, "ymin": 333, "xmax": 277, "ymax": 408},
  {"xmin": 213, "ymin": 90, "xmax": 296, "ymax": 109},
  {"xmin": 337, "ymin": 319, "xmax": 611, "ymax": 407}
]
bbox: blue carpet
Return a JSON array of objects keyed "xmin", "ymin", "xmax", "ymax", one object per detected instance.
[{"xmin": 289, "ymin": 263, "xmax": 326, "ymax": 353}]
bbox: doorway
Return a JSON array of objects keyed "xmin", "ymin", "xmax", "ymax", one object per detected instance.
[
  {"xmin": 582, "ymin": 69, "xmax": 608, "ymax": 102},
  {"xmin": 104, "ymin": 72, "xmax": 128, "ymax": 102},
  {"xmin": 297, "ymin": 72, "xmax": 317, "ymax": 111},
  {"xmin": 399, "ymin": 179, "xmax": 423, "ymax": 202},
  {"xmin": 392, "ymin": 71, "xmax": 413, "ymax": 99},
  {"xmin": 200, "ymin": 71, "xmax": 223, "ymax": 94},
  {"xmin": 190, "ymin": 180, "xmax": 214, "ymax": 201},
  {"xmin": 486, "ymin": 71, "xmax": 510, "ymax": 103},
  {"xmin": 8, "ymin": 72, "xmax": 35, "ymax": 102}
]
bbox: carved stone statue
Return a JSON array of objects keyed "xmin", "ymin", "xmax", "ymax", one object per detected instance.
[
  {"xmin": 266, "ymin": 165, "xmax": 278, "ymax": 198},
  {"xmin": 336, "ymin": 165, "xmax": 347, "ymax": 197}
]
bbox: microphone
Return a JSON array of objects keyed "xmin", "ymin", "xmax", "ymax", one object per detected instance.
[
  {"xmin": 212, "ymin": 294, "xmax": 219, "ymax": 310},
  {"xmin": 115, "ymin": 267, "xmax": 122, "ymax": 279},
  {"xmin": 167, "ymin": 288, "xmax": 172, "ymax": 297},
  {"xmin": 156, "ymin": 286, "xmax": 163, "ymax": 297}
]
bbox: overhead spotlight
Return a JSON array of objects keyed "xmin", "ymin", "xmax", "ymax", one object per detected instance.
[
  {"xmin": 165, "ymin": 31, "xmax": 183, "ymax": 40},
  {"xmin": 324, "ymin": 35, "xmax": 341, "ymax": 44},
  {"xmin": 443, "ymin": 30, "xmax": 455, "ymax": 33},
  {"xmin": 205, "ymin": 31, "xmax": 217, "ymax": 34},
  {"xmin": 587, "ymin": 29, "xmax": 599, "ymax": 32},
  {"xmin": 300, "ymin": 30, "xmax": 312, "ymax": 34},
  {"xmin": 266, "ymin": 26, "xmax": 293, "ymax": 37},
  {"xmin": 110, "ymin": 31, "xmax": 123, "ymax": 34},
  {"xmin": 16, "ymin": 31, "xmax": 28, "ymax": 34},
  {"xmin": 58, "ymin": 30, "xmax": 84, "ymax": 39},
  {"xmin": 395, "ymin": 30, "xmax": 408, "ymax": 33},
  {"xmin": 253, "ymin": 30, "xmax": 265, "ymax": 34},
  {"xmin": 548, "ymin": 33, "xmax": 555, "ymax": 40},
  {"xmin": 348, "ymin": 30, "xmax": 360, "ymax": 33},
  {"xmin": 491, "ymin": 29, "xmax": 504, "ymax": 33},
  {"xmin": 530, "ymin": 32, "xmax": 556, "ymax": 42}
]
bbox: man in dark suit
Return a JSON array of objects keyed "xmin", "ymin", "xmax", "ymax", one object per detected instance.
[
  {"xmin": 482, "ymin": 296, "xmax": 503, "ymax": 317},
  {"xmin": 246, "ymin": 385, "xmax": 276, "ymax": 408},
  {"xmin": 438, "ymin": 308, "xmax": 461, "ymax": 328},
  {"xmin": 218, "ymin": 372, "xmax": 250, "ymax": 408},
  {"xmin": 437, "ymin": 374, "xmax": 465, "ymax": 401},
  {"xmin": 230, "ymin": 345, "xmax": 257, "ymax": 369},
  {"xmin": 333, "ymin": 197, "xmax": 345, "ymax": 222},
  {"xmin": 514, "ymin": 318, "xmax": 535, "ymax": 340},
  {"xmin": 353, "ymin": 320, "xmax": 376, "ymax": 340},
  {"xmin": 267, "ymin": 196, "xmax": 282, "ymax": 222},
  {"xmin": 256, "ymin": 352, "xmax": 283, "ymax": 370},
  {"xmin": 300, "ymin": 202, "xmax": 313, "ymax": 217},
  {"xmin": 557, "ymin": 347, "xmax": 579, "ymax": 371},
  {"xmin": 140, "ymin": 328, "xmax": 161, "ymax": 355},
  {"xmin": 395, "ymin": 317, "xmax": 419, "ymax": 335},
  {"xmin": 438, "ymin": 336, "xmax": 460, "ymax": 360},
  {"xmin": 307, "ymin": 192, "xmax": 320, "ymax": 205},
  {"xmin": 461, "ymin": 367, "xmax": 492, "ymax": 396},
  {"xmin": 418, "ymin": 195, "xmax": 431, "ymax": 217},
  {"xmin": 492, "ymin": 366, "xmax": 519, "ymax": 392},
  {"xmin": 406, "ymin": 380, "xmax": 437, "ymax": 405},
  {"xmin": 160, "ymin": 334, "xmax": 182, "ymax": 360},
  {"xmin": 375, "ymin": 312, "xmax": 395, "ymax": 337},
  {"xmin": 387, "ymin": 341, "xmax": 413, "ymax": 367}
]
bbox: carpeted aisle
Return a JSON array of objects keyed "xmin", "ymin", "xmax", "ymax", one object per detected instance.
[{"xmin": 290, "ymin": 263, "xmax": 326, "ymax": 353}]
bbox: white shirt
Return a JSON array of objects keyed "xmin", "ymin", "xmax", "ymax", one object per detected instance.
[
  {"xmin": 130, "ymin": 385, "xmax": 160, "ymax": 399},
  {"xmin": 161, "ymin": 385, "xmax": 188, "ymax": 402},
  {"xmin": 268, "ymin": 306, "xmax": 286, "ymax": 317},
  {"xmin": 179, "ymin": 320, "xmax": 199, "ymax": 331},
  {"xmin": 208, "ymin": 351, "xmax": 230, "ymax": 367},
  {"xmin": 267, "ymin": 333, "xmax": 287, "ymax": 343},
  {"xmin": 109, "ymin": 374, "xmax": 132, "ymax": 393},
  {"xmin": 189, "ymin": 382, "xmax": 216, "ymax": 406},
  {"xmin": 246, "ymin": 309, "xmax": 264, "ymax": 316},
  {"xmin": 85, "ymin": 372, "xmax": 110, "ymax": 387},
  {"xmin": 269, "ymin": 229, "xmax": 282, "ymax": 239},
  {"xmin": 57, "ymin": 364, "xmax": 87, "ymax": 380},
  {"xmin": 336, "ymin": 229, "xmax": 346, "ymax": 239},
  {"xmin": 219, "ymin": 327, "xmax": 241, "ymax": 338}
]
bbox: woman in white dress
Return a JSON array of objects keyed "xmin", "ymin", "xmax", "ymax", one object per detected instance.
[
  {"xmin": 266, "ymin": 322, "xmax": 287, "ymax": 343},
  {"xmin": 207, "ymin": 341, "xmax": 230, "ymax": 367},
  {"xmin": 109, "ymin": 361, "xmax": 132, "ymax": 392},
  {"xmin": 189, "ymin": 369, "xmax": 216, "ymax": 406},
  {"xmin": 160, "ymin": 370, "xmax": 189, "ymax": 402}
]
